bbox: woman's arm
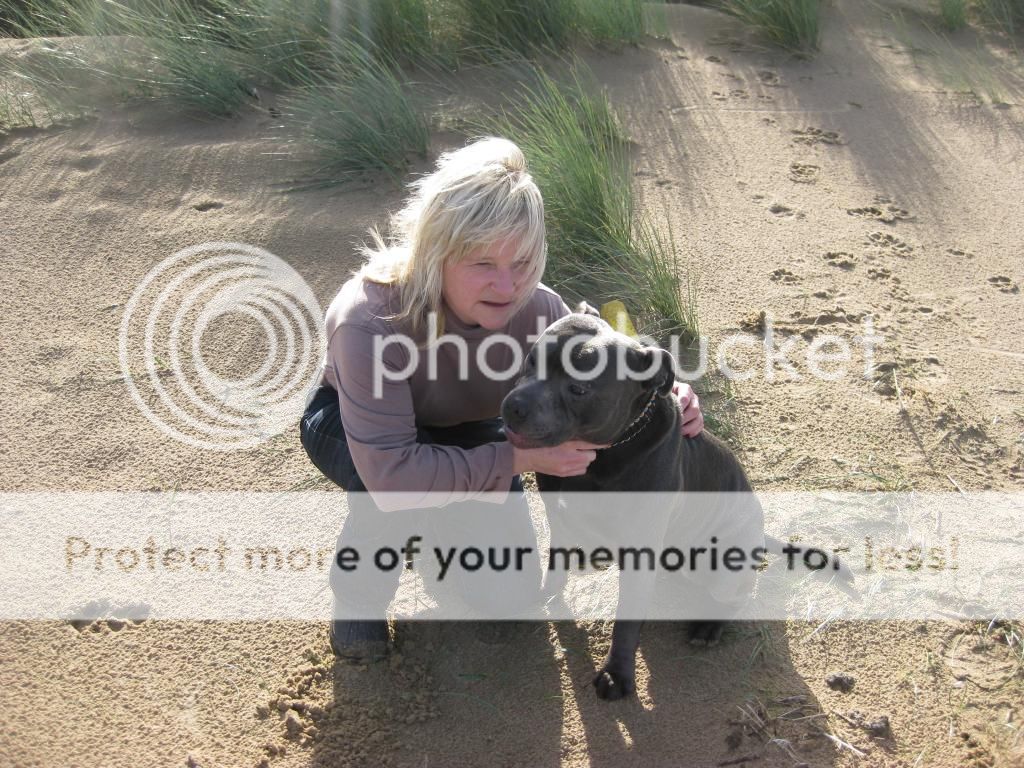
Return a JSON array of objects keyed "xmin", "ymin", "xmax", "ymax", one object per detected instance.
[{"xmin": 330, "ymin": 324, "xmax": 518, "ymax": 512}]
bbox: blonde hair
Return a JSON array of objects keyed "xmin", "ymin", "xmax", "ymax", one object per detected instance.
[{"xmin": 358, "ymin": 136, "xmax": 547, "ymax": 335}]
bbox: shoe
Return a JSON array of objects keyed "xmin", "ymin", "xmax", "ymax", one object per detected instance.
[{"xmin": 329, "ymin": 619, "xmax": 389, "ymax": 662}]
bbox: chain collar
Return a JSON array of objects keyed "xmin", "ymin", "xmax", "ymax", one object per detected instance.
[{"xmin": 605, "ymin": 390, "xmax": 659, "ymax": 449}]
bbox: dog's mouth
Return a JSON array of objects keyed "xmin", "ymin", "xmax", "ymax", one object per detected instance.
[{"xmin": 502, "ymin": 425, "xmax": 548, "ymax": 449}]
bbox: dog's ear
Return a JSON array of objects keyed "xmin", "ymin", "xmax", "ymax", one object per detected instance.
[
  {"xmin": 575, "ymin": 301, "xmax": 600, "ymax": 318},
  {"xmin": 636, "ymin": 347, "xmax": 677, "ymax": 397}
]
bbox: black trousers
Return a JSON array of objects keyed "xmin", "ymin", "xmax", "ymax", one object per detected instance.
[{"xmin": 299, "ymin": 384, "xmax": 542, "ymax": 618}]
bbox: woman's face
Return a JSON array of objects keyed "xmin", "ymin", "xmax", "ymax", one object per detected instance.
[{"xmin": 442, "ymin": 237, "xmax": 535, "ymax": 330}]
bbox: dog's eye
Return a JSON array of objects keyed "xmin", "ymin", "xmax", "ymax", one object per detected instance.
[{"xmin": 568, "ymin": 383, "xmax": 588, "ymax": 397}]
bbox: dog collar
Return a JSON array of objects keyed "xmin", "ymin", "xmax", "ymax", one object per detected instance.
[{"xmin": 606, "ymin": 391, "xmax": 659, "ymax": 449}]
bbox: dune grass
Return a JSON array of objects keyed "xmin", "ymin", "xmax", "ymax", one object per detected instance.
[
  {"xmin": 975, "ymin": 0, "xmax": 1024, "ymax": 35},
  {"xmin": 1, "ymin": 0, "xmax": 652, "ymax": 123},
  {"xmin": 456, "ymin": 0, "xmax": 575, "ymax": 57},
  {"xmin": 278, "ymin": 42, "xmax": 429, "ymax": 185},
  {"xmin": 576, "ymin": 0, "xmax": 646, "ymax": 46},
  {"xmin": 939, "ymin": 0, "xmax": 968, "ymax": 30},
  {"xmin": 717, "ymin": 0, "xmax": 820, "ymax": 53},
  {"xmin": 0, "ymin": 77, "xmax": 38, "ymax": 131},
  {"xmin": 0, "ymin": 36, "xmax": 98, "ymax": 132},
  {"xmin": 481, "ymin": 65, "xmax": 698, "ymax": 343},
  {"xmin": 4, "ymin": 0, "xmax": 257, "ymax": 116},
  {"xmin": 879, "ymin": 0, "xmax": 1015, "ymax": 104}
]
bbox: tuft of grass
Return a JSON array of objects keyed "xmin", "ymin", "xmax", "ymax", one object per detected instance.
[
  {"xmin": 0, "ymin": 0, "xmax": 67, "ymax": 37},
  {"xmin": 455, "ymin": 0, "xmax": 576, "ymax": 57},
  {"xmin": 480, "ymin": 63, "xmax": 698, "ymax": 343},
  {"xmin": 0, "ymin": 39, "xmax": 95, "ymax": 132},
  {"xmin": 369, "ymin": 0, "xmax": 438, "ymax": 65},
  {"xmin": 975, "ymin": 0, "xmax": 1024, "ymax": 35},
  {"xmin": 5, "ymin": 0, "xmax": 256, "ymax": 116},
  {"xmin": 575, "ymin": 0, "xmax": 646, "ymax": 48},
  {"xmin": 717, "ymin": 0, "xmax": 821, "ymax": 53},
  {"xmin": 217, "ymin": 0, "xmax": 440, "ymax": 86},
  {"xmin": 940, "ymin": 0, "xmax": 968, "ymax": 30},
  {"xmin": 108, "ymin": 0, "xmax": 256, "ymax": 116},
  {"xmin": 0, "ymin": 77, "xmax": 38, "ymax": 131},
  {"xmin": 278, "ymin": 42, "xmax": 429, "ymax": 186}
]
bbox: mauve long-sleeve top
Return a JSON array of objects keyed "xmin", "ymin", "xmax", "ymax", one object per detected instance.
[{"xmin": 319, "ymin": 276, "xmax": 570, "ymax": 511}]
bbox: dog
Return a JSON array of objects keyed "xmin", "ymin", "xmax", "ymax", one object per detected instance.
[{"xmin": 500, "ymin": 305, "xmax": 768, "ymax": 700}]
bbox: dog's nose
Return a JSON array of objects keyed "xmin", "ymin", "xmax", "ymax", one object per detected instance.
[{"xmin": 503, "ymin": 393, "xmax": 529, "ymax": 424}]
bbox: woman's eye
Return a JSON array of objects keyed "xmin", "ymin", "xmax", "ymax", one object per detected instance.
[{"xmin": 568, "ymin": 383, "xmax": 588, "ymax": 397}]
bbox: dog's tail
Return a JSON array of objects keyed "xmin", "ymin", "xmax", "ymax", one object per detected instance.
[{"xmin": 762, "ymin": 535, "xmax": 860, "ymax": 600}]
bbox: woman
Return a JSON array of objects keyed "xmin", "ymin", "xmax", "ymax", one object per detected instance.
[{"xmin": 300, "ymin": 136, "xmax": 703, "ymax": 660}]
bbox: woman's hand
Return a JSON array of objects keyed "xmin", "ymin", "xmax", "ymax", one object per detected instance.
[
  {"xmin": 512, "ymin": 440, "xmax": 608, "ymax": 477},
  {"xmin": 672, "ymin": 381, "xmax": 704, "ymax": 438}
]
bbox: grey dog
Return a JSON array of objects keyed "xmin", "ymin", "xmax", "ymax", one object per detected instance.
[{"xmin": 500, "ymin": 306, "xmax": 767, "ymax": 701}]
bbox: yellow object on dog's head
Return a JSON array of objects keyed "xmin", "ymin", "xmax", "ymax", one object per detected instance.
[{"xmin": 600, "ymin": 300, "xmax": 638, "ymax": 339}]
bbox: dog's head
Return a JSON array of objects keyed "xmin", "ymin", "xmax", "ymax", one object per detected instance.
[{"xmin": 500, "ymin": 307, "xmax": 676, "ymax": 448}]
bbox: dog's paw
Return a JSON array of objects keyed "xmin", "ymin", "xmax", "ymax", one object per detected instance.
[
  {"xmin": 593, "ymin": 663, "xmax": 635, "ymax": 700},
  {"xmin": 687, "ymin": 621, "xmax": 725, "ymax": 647},
  {"xmin": 575, "ymin": 301, "xmax": 601, "ymax": 318}
]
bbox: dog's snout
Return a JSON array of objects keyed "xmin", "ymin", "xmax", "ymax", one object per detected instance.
[{"xmin": 503, "ymin": 392, "xmax": 529, "ymax": 423}]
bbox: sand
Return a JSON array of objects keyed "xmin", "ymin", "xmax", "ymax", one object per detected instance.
[{"xmin": 2, "ymin": 1, "xmax": 1023, "ymax": 766}]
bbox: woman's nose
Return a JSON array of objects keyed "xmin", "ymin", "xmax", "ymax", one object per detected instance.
[{"xmin": 492, "ymin": 269, "xmax": 516, "ymax": 297}]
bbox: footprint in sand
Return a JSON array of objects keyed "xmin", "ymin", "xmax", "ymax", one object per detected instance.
[
  {"xmin": 890, "ymin": 284, "xmax": 912, "ymax": 303},
  {"xmin": 867, "ymin": 267, "xmax": 895, "ymax": 281},
  {"xmin": 847, "ymin": 205, "xmax": 911, "ymax": 223},
  {"xmin": 72, "ymin": 618, "xmax": 143, "ymax": 633},
  {"xmin": 847, "ymin": 197, "xmax": 912, "ymax": 223},
  {"xmin": 866, "ymin": 231, "xmax": 914, "ymax": 257},
  {"xmin": 791, "ymin": 127, "xmax": 844, "ymax": 146},
  {"xmin": 769, "ymin": 268, "xmax": 800, "ymax": 284},
  {"xmin": 824, "ymin": 251, "xmax": 856, "ymax": 270},
  {"xmin": 988, "ymin": 275, "xmax": 1020, "ymax": 294},
  {"xmin": 769, "ymin": 203, "xmax": 802, "ymax": 218},
  {"xmin": 68, "ymin": 599, "xmax": 149, "ymax": 633},
  {"xmin": 712, "ymin": 89, "xmax": 749, "ymax": 101},
  {"xmin": 70, "ymin": 155, "xmax": 103, "ymax": 172},
  {"xmin": 757, "ymin": 70, "xmax": 782, "ymax": 86},
  {"xmin": 789, "ymin": 163, "xmax": 820, "ymax": 183},
  {"xmin": 192, "ymin": 200, "xmax": 224, "ymax": 212},
  {"xmin": 946, "ymin": 247, "xmax": 975, "ymax": 259},
  {"xmin": 35, "ymin": 344, "xmax": 74, "ymax": 362},
  {"xmin": 706, "ymin": 55, "xmax": 726, "ymax": 64}
]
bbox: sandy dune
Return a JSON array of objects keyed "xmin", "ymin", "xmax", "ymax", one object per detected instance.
[{"xmin": 2, "ymin": 2, "xmax": 1023, "ymax": 766}]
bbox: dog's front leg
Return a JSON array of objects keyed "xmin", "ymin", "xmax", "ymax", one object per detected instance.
[
  {"xmin": 594, "ymin": 566, "xmax": 657, "ymax": 700},
  {"xmin": 594, "ymin": 619, "xmax": 643, "ymax": 700}
]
